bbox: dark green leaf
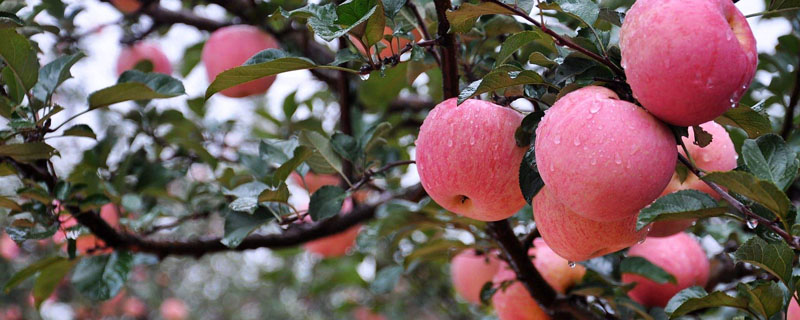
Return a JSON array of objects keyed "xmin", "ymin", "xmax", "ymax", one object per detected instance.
[
  {"xmin": 619, "ymin": 256, "xmax": 677, "ymax": 284},
  {"xmin": 371, "ymin": 265, "xmax": 403, "ymax": 294},
  {"xmin": 740, "ymin": 134, "xmax": 799, "ymax": 191},
  {"xmin": 361, "ymin": 0, "xmax": 385, "ymax": 47},
  {"xmin": 0, "ymin": 12, "xmax": 24, "ymax": 28},
  {"xmin": 179, "ymin": 41, "xmax": 204, "ymax": 77},
  {"xmin": 62, "ymin": 124, "xmax": 96, "ymax": 139},
  {"xmin": 732, "ymin": 236, "xmax": 793, "ymax": 284},
  {"xmin": 445, "ymin": 2, "xmax": 515, "ymax": 33},
  {"xmin": 71, "ymin": 251, "xmax": 133, "ymax": 300},
  {"xmin": 515, "ymin": 110, "xmax": 545, "ymax": 147},
  {"xmin": 89, "ymin": 70, "xmax": 185, "ymax": 109},
  {"xmin": 221, "ymin": 209, "xmax": 275, "ymax": 248},
  {"xmin": 299, "ymin": 130, "xmax": 346, "ymax": 178},
  {"xmin": 458, "ymin": 67, "xmax": 548, "ymax": 103},
  {"xmin": 331, "ymin": 132, "xmax": 360, "ymax": 163},
  {"xmin": 736, "ymin": 281, "xmax": 785, "ymax": 320},
  {"xmin": 308, "ymin": 185, "xmax": 346, "ymax": 221},
  {"xmin": 4, "ymin": 256, "xmax": 66, "ymax": 293},
  {"xmin": 715, "ymin": 104, "xmax": 771, "ymax": 138},
  {"xmin": 32, "ymin": 52, "xmax": 85, "ymax": 102},
  {"xmin": 636, "ymin": 190, "xmax": 727, "ymax": 231},
  {"xmin": 479, "ymin": 281, "xmax": 496, "ymax": 305},
  {"xmin": 0, "ymin": 142, "xmax": 57, "ymax": 162},
  {"xmin": 33, "ymin": 258, "xmax": 76, "ymax": 309},
  {"xmin": 702, "ymin": 171, "xmax": 791, "ymax": 219},
  {"xmin": 283, "ymin": 91, "xmax": 298, "ymax": 119},
  {"xmin": 0, "ymin": 29, "xmax": 39, "ymax": 92},
  {"xmin": 540, "ymin": 0, "xmax": 600, "ymax": 26},
  {"xmin": 382, "ymin": 0, "xmax": 406, "ymax": 19},
  {"xmin": 519, "ymin": 146, "xmax": 543, "ymax": 204},
  {"xmin": 272, "ymin": 146, "xmax": 313, "ymax": 186},
  {"xmin": 496, "ymin": 31, "xmax": 546, "ymax": 66},
  {"xmin": 258, "ymin": 183, "xmax": 290, "ymax": 203},
  {"xmin": 664, "ymin": 287, "xmax": 748, "ymax": 317}
]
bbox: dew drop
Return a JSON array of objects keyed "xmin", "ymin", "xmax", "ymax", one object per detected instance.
[
  {"xmin": 638, "ymin": 238, "xmax": 646, "ymax": 244},
  {"xmin": 706, "ymin": 78, "xmax": 714, "ymax": 89},
  {"xmin": 573, "ymin": 136, "xmax": 581, "ymax": 146},
  {"xmin": 590, "ymin": 158, "xmax": 597, "ymax": 165},
  {"xmin": 469, "ymin": 136, "xmax": 475, "ymax": 145},
  {"xmin": 614, "ymin": 153, "xmax": 622, "ymax": 165},
  {"xmin": 549, "ymin": 163, "xmax": 555, "ymax": 172},
  {"xmin": 447, "ymin": 139, "xmax": 453, "ymax": 147},
  {"xmin": 359, "ymin": 73, "xmax": 370, "ymax": 81},
  {"xmin": 568, "ymin": 261, "xmax": 576, "ymax": 268},
  {"xmin": 746, "ymin": 219, "xmax": 758, "ymax": 229},
  {"xmin": 554, "ymin": 135, "xmax": 561, "ymax": 145},
  {"xmin": 589, "ymin": 104, "xmax": 601, "ymax": 114},
  {"xmin": 725, "ymin": 31, "xmax": 732, "ymax": 41}
]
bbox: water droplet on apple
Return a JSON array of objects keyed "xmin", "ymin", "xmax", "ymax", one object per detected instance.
[
  {"xmin": 590, "ymin": 158, "xmax": 597, "ymax": 165},
  {"xmin": 746, "ymin": 219, "xmax": 758, "ymax": 229},
  {"xmin": 614, "ymin": 153, "xmax": 622, "ymax": 164},
  {"xmin": 554, "ymin": 135, "xmax": 561, "ymax": 145},
  {"xmin": 589, "ymin": 104, "xmax": 601, "ymax": 114},
  {"xmin": 447, "ymin": 139, "xmax": 453, "ymax": 147},
  {"xmin": 469, "ymin": 136, "xmax": 475, "ymax": 145},
  {"xmin": 573, "ymin": 136, "xmax": 580, "ymax": 146},
  {"xmin": 706, "ymin": 78, "xmax": 714, "ymax": 89},
  {"xmin": 725, "ymin": 31, "xmax": 732, "ymax": 41},
  {"xmin": 549, "ymin": 163, "xmax": 554, "ymax": 172},
  {"xmin": 702, "ymin": 154, "xmax": 712, "ymax": 162}
]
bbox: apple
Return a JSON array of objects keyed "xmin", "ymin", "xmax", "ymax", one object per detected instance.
[
  {"xmin": 531, "ymin": 238, "xmax": 586, "ymax": 293},
  {"xmin": 110, "ymin": 0, "xmax": 141, "ymax": 13},
  {"xmin": 350, "ymin": 27, "xmax": 422, "ymax": 59},
  {"xmin": 116, "ymin": 42, "xmax": 172, "ymax": 75},
  {"xmin": 160, "ymin": 298, "xmax": 188, "ymax": 320},
  {"xmin": 123, "ymin": 297, "xmax": 147, "ymax": 318},
  {"xmin": 535, "ymin": 86, "xmax": 676, "ymax": 221},
  {"xmin": 353, "ymin": 307, "xmax": 387, "ymax": 320},
  {"xmin": 290, "ymin": 171, "xmax": 341, "ymax": 194},
  {"xmin": 415, "ymin": 98, "xmax": 527, "ymax": 221},
  {"xmin": 534, "ymin": 187, "xmax": 648, "ymax": 262},
  {"xmin": 0, "ymin": 233, "xmax": 19, "ymax": 260},
  {"xmin": 789, "ymin": 299, "xmax": 800, "ymax": 319},
  {"xmin": 202, "ymin": 25, "xmax": 279, "ymax": 98},
  {"xmin": 649, "ymin": 121, "xmax": 737, "ymax": 237},
  {"xmin": 302, "ymin": 199, "xmax": 362, "ymax": 257},
  {"xmin": 619, "ymin": 0, "xmax": 757, "ymax": 126},
  {"xmin": 622, "ymin": 233, "xmax": 710, "ymax": 307},
  {"xmin": 450, "ymin": 249, "xmax": 501, "ymax": 304},
  {"xmin": 491, "ymin": 265, "xmax": 551, "ymax": 320}
]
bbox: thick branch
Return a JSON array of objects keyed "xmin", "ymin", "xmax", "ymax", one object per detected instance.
[
  {"xmin": 780, "ymin": 52, "xmax": 800, "ymax": 139},
  {"xmin": 141, "ymin": 4, "xmax": 229, "ymax": 31},
  {"xmin": 433, "ymin": 0, "xmax": 460, "ymax": 99}
]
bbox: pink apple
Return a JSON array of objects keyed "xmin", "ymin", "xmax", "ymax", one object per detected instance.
[
  {"xmin": 619, "ymin": 0, "xmax": 757, "ymax": 126},
  {"xmin": 350, "ymin": 27, "xmax": 422, "ymax": 59},
  {"xmin": 450, "ymin": 249, "xmax": 501, "ymax": 304},
  {"xmin": 531, "ymin": 238, "xmax": 586, "ymax": 293},
  {"xmin": 116, "ymin": 42, "xmax": 172, "ymax": 76},
  {"xmin": 0, "ymin": 233, "xmax": 19, "ymax": 260},
  {"xmin": 123, "ymin": 297, "xmax": 147, "ymax": 318},
  {"xmin": 491, "ymin": 265, "xmax": 551, "ymax": 320},
  {"xmin": 202, "ymin": 25, "xmax": 279, "ymax": 98},
  {"xmin": 535, "ymin": 86, "xmax": 676, "ymax": 221},
  {"xmin": 789, "ymin": 299, "xmax": 800, "ymax": 319},
  {"xmin": 302, "ymin": 199, "xmax": 362, "ymax": 257},
  {"xmin": 110, "ymin": 0, "xmax": 141, "ymax": 13},
  {"xmin": 160, "ymin": 298, "xmax": 188, "ymax": 320},
  {"xmin": 622, "ymin": 233, "xmax": 710, "ymax": 307},
  {"xmin": 290, "ymin": 171, "xmax": 341, "ymax": 194},
  {"xmin": 534, "ymin": 187, "xmax": 648, "ymax": 262},
  {"xmin": 352, "ymin": 307, "xmax": 387, "ymax": 320},
  {"xmin": 650, "ymin": 121, "xmax": 737, "ymax": 237},
  {"xmin": 415, "ymin": 98, "xmax": 527, "ymax": 221}
]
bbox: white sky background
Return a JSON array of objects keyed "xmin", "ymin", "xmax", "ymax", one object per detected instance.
[{"xmin": 4, "ymin": 0, "xmax": 793, "ymax": 179}]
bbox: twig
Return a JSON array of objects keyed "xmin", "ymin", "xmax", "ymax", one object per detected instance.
[
  {"xmin": 141, "ymin": 211, "xmax": 211, "ymax": 236},
  {"xmin": 433, "ymin": 0, "xmax": 460, "ymax": 99},
  {"xmin": 780, "ymin": 52, "xmax": 800, "ymax": 139},
  {"xmin": 348, "ymin": 160, "xmax": 416, "ymax": 192}
]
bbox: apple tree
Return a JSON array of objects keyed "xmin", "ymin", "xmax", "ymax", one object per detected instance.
[{"xmin": 0, "ymin": 0, "xmax": 800, "ymax": 319}]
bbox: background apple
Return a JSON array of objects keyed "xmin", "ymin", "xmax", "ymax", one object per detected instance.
[
  {"xmin": 110, "ymin": 0, "xmax": 140, "ymax": 13},
  {"xmin": 0, "ymin": 233, "xmax": 19, "ymax": 260},
  {"xmin": 534, "ymin": 187, "xmax": 648, "ymax": 262},
  {"xmin": 202, "ymin": 25, "xmax": 279, "ymax": 98},
  {"xmin": 116, "ymin": 42, "xmax": 172, "ymax": 75},
  {"xmin": 491, "ymin": 265, "xmax": 551, "ymax": 320},
  {"xmin": 415, "ymin": 98, "xmax": 526, "ymax": 221},
  {"xmin": 622, "ymin": 233, "xmax": 710, "ymax": 307},
  {"xmin": 531, "ymin": 238, "xmax": 586, "ymax": 293},
  {"xmin": 350, "ymin": 27, "xmax": 422, "ymax": 59},
  {"xmin": 789, "ymin": 299, "xmax": 800, "ymax": 319},
  {"xmin": 160, "ymin": 298, "xmax": 188, "ymax": 320},
  {"xmin": 302, "ymin": 199, "xmax": 362, "ymax": 257},
  {"xmin": 450, "ymin": 249, "xmax": 501, "ymax": 304},
  {"xmin": 290, "ymin": 171, "xmax": 341, "ymax": 194},
  {"xmin": 619, "ymin": 0, "xmax": 757, "ymax": 126},
  {"xmin": 352, "ymin": 307, "xmax": 387, "ymax": 320},
  {"xmin": 535, "ymin": 86, "xmax": 676, "ymax": 221}
]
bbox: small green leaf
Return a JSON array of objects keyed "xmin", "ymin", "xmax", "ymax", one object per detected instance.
[
  {"xmin": 736, "ymin": 281, "xmax": 785, "ymax": 320},
  {"xmin": 4, "ymin": 257, "xmax": 66, "ymax": 293},
  {"xmin": 371, "ymin": 265, "xmax": 403, "ymax": 294},
  {"xmin": 382, "ymin": 0, "xmax": 406, "ymax": 19},
  {"xmin": 619, "ymin": 256, "xmax": 677, "ymax": 284},
  {"xmin": 479, "ymin": 281, "xmax": 496, "ymax": 305},
  {"xmin": 540, "ymin": 0, "xmax": 600, "ymax": 26},
  {"xmin": 732, "ymin": 236, "xmax": 793, "ymax": 284},
  {"xmin": 636, "ymin": 190, "xmax": 727, "ymax": 231},
  {"xmin": 715, "ymin": 104, "xmax": 771, "ymax": 138},
  {"xmin": 515, "ymin": 110, "xmax": 545, "ymax": 147},
  {"xmin": 740, "ymin": 134, "xmax": 799, "ymax": 191},
  {"xmin": 62, "ymin": 124, "xmax": 96, "ymax": 139},
  {"xmin": 519, "ymin": 146, "xmax": 543, "ymax": 204},
  {"xmin": 0, "ymin": 142, "xmax": 57, "ymax": 162},
  {"xmin": 331, "ymin": 132, "xmax": 360, "ymax": 163},
  {"xmin": 0, "ymin": 29, "xmax": 39, "ymax": 93},
  {"xmin": 272, "ymin": 146, "xmax": 313, "ymax": 186},
  {"xmin": 308, "ymin": 185, "xmax": 346, "ymax": 221},
  {"xmin": 458, "ymin": 67, "xmax": 549, "ymax": 103},
  {"xmin": 257, "ymin": 183, "xmax": 290, "ymax": 203},
  {"xmin": 445, "ymin": 2, "xmax": 515, "ymax": 33},
  {"xmin": 0, "ymin": 12, "xmax": 24, "ymax": 28},
  {"xmin": 88, "ymin": 70, "xmax": 185, "ymax": 109},
  {"xmin": 702, "ymin": 171, "xmax": 791, "ymax": 219},
  {"xmin": 221, "ymin": 209, "xmax": 275, "ymax": 248},
  {"xmin": 179, "ymin": 41, "xmax": 204, "ymax": 77},
  {"xmin": 32, "ymin": 52, "xmax": 86, "ymax": 102},
  {"xmin": 362, "ymin": 0, "xmax": 386, "ymax": 47},
  {"xmin": 495, "ymin": 31, "xmax": 545, "ymax": 66},
  {"xmin": 205, "ymin": 49, "xmax": 355, "ymax": 99},
  {"xmin": 71, "ymin": 251, "xmax": 133, "ymax": 300},
  {"xmin": 299, "ymin": 130, "xmax": 347, "ymax": 179},
  {"xmin": 224, "ymin": 181, "xmax": 270, "ymax": 213},
  {"xmin": 33, "ymin": 258, "xmax": 76, "ymax": 309},
  {"xmin": 664, "ymin": 287, "xmax": 747, "ymax": 317}
]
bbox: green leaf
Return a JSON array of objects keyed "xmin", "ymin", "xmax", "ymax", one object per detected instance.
[
  {"xmin": 179, "ymin": 41, "xmax": 204, "ymax": 77},
  {"xmin": 664, "ymin": 287, "xmax": 748, "ymax": 317},
  {"xmin": 62, "ymin": 124, "xmax": 96, "ymax": 139},
  {"xmin": 702, "ymin": 171, "xmax": 791, "ymax": 219},
  {"xmin": 356, "ymin": 62, "xmax": 410, "ymax": 111},
  {"xmin": 0, "ymin": 142, "xmax": 57, "ymax": 162},
  {"xmin": 495, "ymin": 31, "xmax": 547, "ymax": 66},
  {"xmin": 0, "ymin": 195, "xmax": 21, "ymax": 211},
  {"xmin": 529, "ymin": 52, "xmax": 558, "ymax": 67},
  {"xmin": 479, "ymin": 281, "xmax": 496, "ymax": 305},
  {"xmin": 458, "ymin": 67, "xmax": 548, "ymax": 103},
  {"xmin": 445, "ymin": 2, "xmax": 515, "ymax": 33},
  {"xmin": 224, "ymin": 181, "xmax": 270, "ymax": 213},
  {"xmin": 382, "ymin": 0, "xmax": 406, "ymax": 19},
  {"xmin": 371, "ymin": 265, "xmax": 403, "ymax": 294},
  {"xmin": 519, "ymin": 146, "xmax": 543, "ymax": 204},
  {"xmin": 540, "ymin": 0, "xmax": 600, "ymax": 26},
  {"xmin": 308, "ymin": 185, "xmax": 346, "ymax": 221},
  {"xmin": 32, "ymin": 52, "xmax": 85, "ymax": 102},
  {"xmin": 715, "ymin": 104, "xmax": 771, "ymax": 138},
  {"xmin": 205, "ymin": 49, "xmax": 355, "ymax": 99},
  {"xmin": 732, "ymin": 236, "xmax": 793, "ymax": 284},
  {"xmin": 769, "ymin": 0, "xmax": 800, "ymax": 10},
  {"xmin": 619, "ymin": 256, "xmax": 677, "ymax": 284},
  {"xmin": 360, "ymin": 121, "xmax": 392, "ymax": 154},
  {"xmin": 740, "ymin": 134, "xmax": 799, "ymax": 191},
  {"xmin": 258, "ymin": 183, "xmax": 290, "ymax": 203},
  {"xmin": 4, "ymin": 256, "xmax": 66, "ymax": 293},
  {"xmin": 515, "ymin": 110, "xmax": 545, "ymax": 147},
  {"xmin": 88, "ymin": 70, "xmax": 185, "ymax": 109},
  {"xmin": 33, "ymin": 258, "xmax": 76, "ymax": 309},
  {"xmin": 71, "ymin": 251, "xmax": 133, "ymax": 300},
  {"xmin": 0, "ymin": 29, "xmax": 39, "ymax": 93},
  {"xmin": 636, "ymin": 190, "xmax": 727, "ymax": 231},
  {"xmin": 272, "ymin": 146, "xmax": 313, "ymax": 186},
  {"xmin": 284, "ymin": 2, "xmax": 377, "ymax": 42},
  {"xmin": 736, "ymin": 281, "xmax": 785, "ymax": 320},
  {"xmin": 0, "ymin": 12, "xmax": 24, "ymax": 28},
  {"xmin": 299, "ymin": 130, "xmax": 347, "ymax": 179},
  {"xmin": 362, "ymin": 0, "xmax": 386, "ymax": 47},
  {"xmin": 331, "ymin": 132, "xmax": 360, "ymax": 163},
  {"xmin": 221, "ymin": 209, "xmax": 275, "ymax": 248}
]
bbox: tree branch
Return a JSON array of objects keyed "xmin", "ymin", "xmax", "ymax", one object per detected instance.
[
  {"xmin": 433, "ymin": 0, "xmax": 460, "ymax": 99},
  {"xmin": 780, "ymin": 52, "xmax": 800, "ymax": 139}
]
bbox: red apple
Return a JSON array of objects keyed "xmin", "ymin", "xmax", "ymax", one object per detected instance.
[
  {"xmin": 622, "ymin": 233, "xmax": 710, "ymax": 307},
  {"xmin": 450, "ymin": 249, "xmax": 501, "ymax": 304},
  {"xmin": 350, "ymin": 27, "xmax": 422, "ymax": 59},
  {"xmin": 0, "ymin": 233, "xmax": 19, "ymax": 260},
  {"xmin": 116, "ymin": 42, "xmax": 172, "ymax": 75},
  {"xmin": 415, "ymin": 98, "xmax": 527, "ymax": 221},
  {"xmin": 535, "ymin": 86, "xmax": 676, "ymax": 221},
  {"xmin": 353, "ymin": 307, "xmax": 387, "ymax": 320},
  {"xmin": 302, "ymin": 199, "xmax": 362, "ymax": 257},
  {"xmin": 491, "ymin": 265, "xmax": 551, "ymax": 320},
  {"xmin": 160, "ymin": 298, "xmax": 188, "ymax": 320},
  {"xmin": 202, "ymin": 25, "xmax": 279, "ymax": 98},
  {"xmin": 531, "ymin": 238, "xmax": 586, "ymax": 293},
  {"xmin": 110, "ymin": 0, "xmax": 141, "ymax": 13},
  {"xmin": 619, "ymin": 0, "xmax": 757, "ymax": 126}
]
